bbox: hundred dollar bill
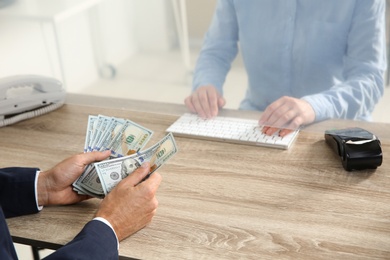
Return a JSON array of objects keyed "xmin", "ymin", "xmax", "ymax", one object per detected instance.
[
  {"xmin": 108, "ymin": 119, "xmax": 153, "ymax": 157},
  {"xmin": 74, "ymin": 114, "xmax": 155, "ymax": 197},
  {"xmin": 86, "ymin": 115, "xmax": 103, "ymax": 152},
  {"xmin": 73, "ymin": 166, "xmax": 105, "ymax": 198},
  {"xmin": 94, "ymin": 117, "xmax": 126, "ymax": 151},
  {"xmin": 84, "ymin": 115, "xmax": 98, "ymax": 153},
  {"xmin": 96, "ymin": 133, "xmax": 177, "ymax": 195},
  {"xmin": 73, "ymin": 180, "xmax": 103, "ymax": 198},
  {"xmin": 89, "ymin": 115, "xmax": 112, "ymax": 152}
]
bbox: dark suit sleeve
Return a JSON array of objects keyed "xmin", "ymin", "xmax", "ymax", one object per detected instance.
[
  {"xmin": 0, "ymin": 167, "xmax": 39, "ymax": 259},
  {"xmin": 0, "ymin": 207, "xmax": 18, "ymax": 260},
  {"xmin": 43, "ymin": 220, "xmax": 119, "ymax": 260},
  {"xmin": 0, "ymin": 167, "xmax": 40, "ymax": 218},
  {"xmin": 0, "ymin": 168, "xmax": 118, "ymax": 259}
]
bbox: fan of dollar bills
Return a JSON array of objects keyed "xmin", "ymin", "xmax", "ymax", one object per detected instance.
[{"xmin": 72, "ymin": 114, "xmax": 178, "ymax": 198}]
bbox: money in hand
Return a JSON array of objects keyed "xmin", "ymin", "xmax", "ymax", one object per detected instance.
[
  {"xmin": 73, "ymin": 114, "xmax": 177, "ymax": 198},
  {"xmin": 95, "ymin": 132, "xmax": 178, "ymax": 195}
]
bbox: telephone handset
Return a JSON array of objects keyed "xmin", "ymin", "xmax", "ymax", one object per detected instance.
[{"xmin": 0, "ymin": 75, "xmax": 66, "ymax": 127}]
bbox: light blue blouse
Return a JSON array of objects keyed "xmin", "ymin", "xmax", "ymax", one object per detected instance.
[{"xmin": 192, "ymin": 0, "xmax": 387, "ymax": 122}]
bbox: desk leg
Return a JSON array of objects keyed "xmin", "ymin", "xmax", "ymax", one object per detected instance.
[{"xmin": 31, "ymin": 246, "xmax": 42, "ymax": 260}]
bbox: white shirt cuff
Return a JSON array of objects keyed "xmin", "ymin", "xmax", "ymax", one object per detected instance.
[
  {"xmin": 93, "ymin": 217, "xmax": 119, "ymax": 250},
  {"xmin": 34, "ymin": 171, "xmax": 43, "ymax": 211}
]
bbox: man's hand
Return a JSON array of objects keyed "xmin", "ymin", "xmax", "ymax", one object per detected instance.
[
  {"xmin": 259, "ymin": 96, "xmax": 315, "ymax": 137},
  {"xmin": 95, "ymin": 163, "xmax": 162, "ymax": 241},
  {"xmin": 37, "ymin": 150, "xmax": 111, "ymax": 206},
  {"xmin": 184, "ymin": 85, "xmax": 226, "ymax": 118}
]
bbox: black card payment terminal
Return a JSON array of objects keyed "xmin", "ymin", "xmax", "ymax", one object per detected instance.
[{"xmin": 324, "ymin": 127, "xmax": 382, "ymax": 171}]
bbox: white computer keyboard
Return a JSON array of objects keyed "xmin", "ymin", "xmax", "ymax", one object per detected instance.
[{"xmin": 166, "ymin": 113, "xmax": 299, "ymax": 149}]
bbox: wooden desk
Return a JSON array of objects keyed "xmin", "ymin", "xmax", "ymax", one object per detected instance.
[{"xmin": 2, "ymin": 94, "xmax": 390, "ymax": 259}]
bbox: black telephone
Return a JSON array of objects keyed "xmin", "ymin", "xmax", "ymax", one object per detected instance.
[{"xmin": 0, "ymin": 75, "xmax": 66, "ymax": 127}]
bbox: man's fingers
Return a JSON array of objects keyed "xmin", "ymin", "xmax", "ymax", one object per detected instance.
[
  {"xmin": 122, "ymin": 162, "xmax": 152, "ymax": 186},
  {"xmin": 78, "ymin": 150, "xmax": 111, "ymax": 166},
  {"xmin": 140, "ymin": 172, "xmax": 162, "ymax": 194},
  {"xmin": 84, "ymin": 150, "xmax": 111, "ymax": 164}
]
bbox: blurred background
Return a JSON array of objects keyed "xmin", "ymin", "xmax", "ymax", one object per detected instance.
[
  {"xmin": 0, "ymin": 0, "xmax": 388, "ymax": 123},
  {"xmin": 0, "ymin": 0, "xmax": 218, "ymax": 105},
  {"xmin": 0, "ymin": 0, "xmax": 389, "ymax": 258}
]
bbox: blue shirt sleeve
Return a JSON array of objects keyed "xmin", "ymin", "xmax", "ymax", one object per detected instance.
[
  {"xmin": 192, "ymin": 0, "xmax": 238, "ymax": 96},
  {"xmin": 302, "ymin": 0, "xmax": 386, "ymax": 121}
]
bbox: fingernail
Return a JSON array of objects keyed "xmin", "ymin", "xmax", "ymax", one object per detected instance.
[{"xmin": 141, "ymin": 162, "xmax": 149, "ymax": 168}]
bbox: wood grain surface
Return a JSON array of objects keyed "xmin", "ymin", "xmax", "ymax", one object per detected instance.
[{"xmin": 2, "ymin": 94, "xmax": 390, "ymax": 260}]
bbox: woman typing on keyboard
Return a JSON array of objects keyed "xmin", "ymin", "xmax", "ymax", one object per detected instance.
[{"xmin": 184, "ymin": 0, "xmax": 386, "ymax": 137}]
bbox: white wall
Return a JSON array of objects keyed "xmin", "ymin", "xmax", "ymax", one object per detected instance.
[
  {"xmin": 0, "ymin": 0, "xmax": 221, "ymax": 93},
  {"xmin": 133, "ymin": 0, "xmax": 176, "ymax": 52},
  {"xmin": 0, "ymin": 0, "xmax": 176, "ymax": 93},
  {"xmin": 186, "ymin": 0, "xmax": 216, "ymax": 48},
  {"xmin": 0, "ymin": 19, "xmax": 53, "ymax": 79}
]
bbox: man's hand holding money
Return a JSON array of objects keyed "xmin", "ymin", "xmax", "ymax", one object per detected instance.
[{"xmin": 95, "ymin": 162, "xmax": 162, "ymax": 241}]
